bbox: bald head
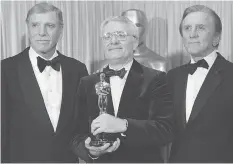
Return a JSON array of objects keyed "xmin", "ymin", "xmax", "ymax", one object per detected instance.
[{"xmin": 121, "ymin": 9, "xmax": 148, "ymax": 43}]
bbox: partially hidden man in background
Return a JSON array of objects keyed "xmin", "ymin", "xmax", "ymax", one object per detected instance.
[
  {"xmin": 121, "ymin": 9, "xmax": 167, "ymax": 72},
  {"xmin": 72, "ymin": 16, "xmax": 173, "ymax": 163},
  {"xmin": 1, "ymin": 2, "xmax": 88, "ymax": 162},
  {"xmin": 168, "ymin": 5, "xmax": 233, "ymax": 162}
]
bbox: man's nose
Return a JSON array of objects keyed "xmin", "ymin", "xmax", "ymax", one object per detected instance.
[
  {"xmin": 110, "ymin": 35, "xmax": 119, "ymax": 44},
  {"xmin": 39, "ymin": 26, "xmax": 47, "ymax": 36},
  {"xmin": 189, "ymin": 29, "xmax": 198, "ymax": 38}
]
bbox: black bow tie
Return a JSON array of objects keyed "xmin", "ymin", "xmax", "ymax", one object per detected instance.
[
  {"xmin": 37, "ymin": 56, "xmax": 60, "ymax": 72},
  {"xmin": 103, "ymin": 67, "xmax": 127, "ymax": 79},
  {"xmin": 187, "ymin": 59, "xmax": 209, "ymax": 75}
]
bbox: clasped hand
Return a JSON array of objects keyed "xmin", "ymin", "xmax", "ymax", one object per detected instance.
[
  {"xmin": 85, "ymin": 137, "xmax": 120, "ymax": 157},
  {"xmin": 91, "ymin": 113, "xmax": 126, "ymax": 135},
  {"xmin": 85, "ymin": 114, "xmax": 126, "ymax": 157}
]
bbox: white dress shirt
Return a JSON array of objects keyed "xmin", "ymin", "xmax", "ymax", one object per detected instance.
[
  {"xmin": 186, "ymin": 50, "xmax": 218, "ymax": 122},
  {"xmin": 109, "ymin": 60, "xmax": 133, "ymax": 116},
  {"xmin": 29, "ymin": 47, "xmax": 62, "ymax": 132}
]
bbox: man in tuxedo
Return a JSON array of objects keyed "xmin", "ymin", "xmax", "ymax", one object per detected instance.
[
  {"xmin": 1, "ymin": 2, "xmax": 88, "ymax": 162},
  {"xmin": 72, "ymin": 16, "xmax": 173, "ymax": 163},
  {"xmin": 168, "ymin": 5, "xmax": 233, "ymax": 162}
]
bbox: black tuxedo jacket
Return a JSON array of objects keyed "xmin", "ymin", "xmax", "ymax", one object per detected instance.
[
  {"xmin": 1, "ymin": 47, "xmax": 88, "ymax": 162},
  {"xmin": 72, "ymin": 60, "xmax": 173, "ymax": 163},
  {"xmin": 168, "ymin": 53, "xmax": 233, "ymax": 162}
]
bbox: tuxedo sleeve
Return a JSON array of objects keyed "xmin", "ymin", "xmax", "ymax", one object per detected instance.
[
  {"xmin": 123, "ymin": 72, "xmax": 173, "ymax": 146},
  {"xmin": 71, "ymin": 78, "xmax": 92, "ymax": 163},
  {"xmin": 1, "ymin": 60, "xmax": 10, "ymax": 162},
  {"xmin": 79, "ymin": 63, "xmax": 89, "ymax": 81}
]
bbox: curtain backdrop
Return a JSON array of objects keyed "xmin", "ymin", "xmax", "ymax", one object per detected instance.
[{"xmin": 1, "ymin": 1, "xmax": 233, "ymax": 73}]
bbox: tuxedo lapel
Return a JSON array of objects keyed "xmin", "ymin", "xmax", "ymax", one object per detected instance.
[
  {"xmin": 55, "ymin": 53, "xmax": 74, "ymax": 133},
  {"xmin": 107, "ymin": 91, "xmax": 115, "ymax": 116},
  {"xmin": 188, "ymin": 54, "xmax": 224, "ymax": 122},
  {"xmin": 17, "ymin": 49, "xmax": 54, "ymax": 134},
  {"xmin": 174, "ymin": 66, "xmax": 189, "ymax": 129},
  {"xmin": 103, "ymin": 75, "xmax": 115, "ymax": 116},
  {"xmin": 117, "ymin": 60, "xmax": 143, "ymax": 117}
]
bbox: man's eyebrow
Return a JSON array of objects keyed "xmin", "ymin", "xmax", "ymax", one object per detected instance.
[
  {"xmin": 30, "ymin": 21, "xmax": 57, "ymax": 24},
  {"xmin": 183, "ymin": 23, "xmax": 205, "ymax": 26},
  {"xmin": 196, "ymin": 24, "xmax": 205, "ymax": 26},
  {"xmin": 30, "ymin": 21, "xmax": 40, "ymax": 23}
]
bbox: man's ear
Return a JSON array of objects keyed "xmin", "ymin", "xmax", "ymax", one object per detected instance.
[
  {"xmin": 212, "ymin": 33, "xmax": 221, "ymax": 47},
  {"xmin": 59, "ymin": 25, "xmax": 64, "ymax": 41},
  {"xmin": 133, "ymin": 38, "xmax": 139, "ymax": 50}
]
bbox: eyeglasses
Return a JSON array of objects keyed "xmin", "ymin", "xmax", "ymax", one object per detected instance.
[{"xmin": 101, "ymin": 31, "xmax": 137, "ymax": 42}]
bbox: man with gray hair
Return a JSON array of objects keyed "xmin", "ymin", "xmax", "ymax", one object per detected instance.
[
  {"xmin": 1, "ymin": 2, "xmax": 88, "ymax": 162},
  {"xmin": 168, "ymin": 5, "xmax": 233, "ymax": 162},
  {"xmin": 72, "ymin": 16, "xmax": 173, "ymax": 163},
  {"xmin": 95, "ymin": 9, "xmax": 167, "ymax": 73}
]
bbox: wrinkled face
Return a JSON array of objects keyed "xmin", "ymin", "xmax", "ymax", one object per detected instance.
[
  {"xmin": 182, "ymin": 11, "xmax": 219, "ymax": 58},
  {"xmin": 27, "ymin": 11, "xmax": 63, "ymax": 57},
  {"xmin": 102, "ymin": 21, "xmax": 138, "ymax": 64}
]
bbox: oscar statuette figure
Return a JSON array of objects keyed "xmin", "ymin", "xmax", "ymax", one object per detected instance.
[{"xmin": 89, "ymin": 73, "xmax": 116, "ymax": 146}]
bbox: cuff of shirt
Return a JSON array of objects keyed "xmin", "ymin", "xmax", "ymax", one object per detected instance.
[
  {"xmin": 121, "ymin": 119, "xmax": 128, "ymax": 137},
  {"xmin": 88, "ymin": 153, "xmax": 99, "ymax": 160}
]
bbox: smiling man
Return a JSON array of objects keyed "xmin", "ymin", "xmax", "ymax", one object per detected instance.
[
  {"xmin": 1, "ymin": 2, "xmax": 88, "ymax": 162},
  {"xmin": 167, "ymin": 5, "xmax": 233, "ymax": 162},
  {"xmin": 72, "ymin": 16, "xmax": 173, "ymax": 163}
]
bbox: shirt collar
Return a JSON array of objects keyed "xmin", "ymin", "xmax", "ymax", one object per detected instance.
[
  {"xmin": 29, "ymin": 47, "xmax": 59, "ymax": 67},
  {"xmin": 190, "ymin": 50, "xmax": 218, "ymax": 70}
]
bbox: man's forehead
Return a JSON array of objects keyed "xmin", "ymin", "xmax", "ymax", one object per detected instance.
[
  {"xmin": 183, "ymin": 11, "xmax": 211, "ymax": 24},
  {"xmin": 103, "ymin": 21, "xmax": 134, "ymax": 33},
  {"xmin": 29, "ymin": 11, "xmax": 58, "ymax": 21}
]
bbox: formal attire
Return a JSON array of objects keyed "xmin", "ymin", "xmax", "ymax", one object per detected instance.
[
  {"xmin": 168, "ymin": 52, "xmax": 233, "ymax": 162},
  {"xmin": 72, "ymin": 59, "xmax": 173, "ymax": 163},
  {"xmin": 1, "ymin": 47, "xmax": 88, "ymax": 162}
]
